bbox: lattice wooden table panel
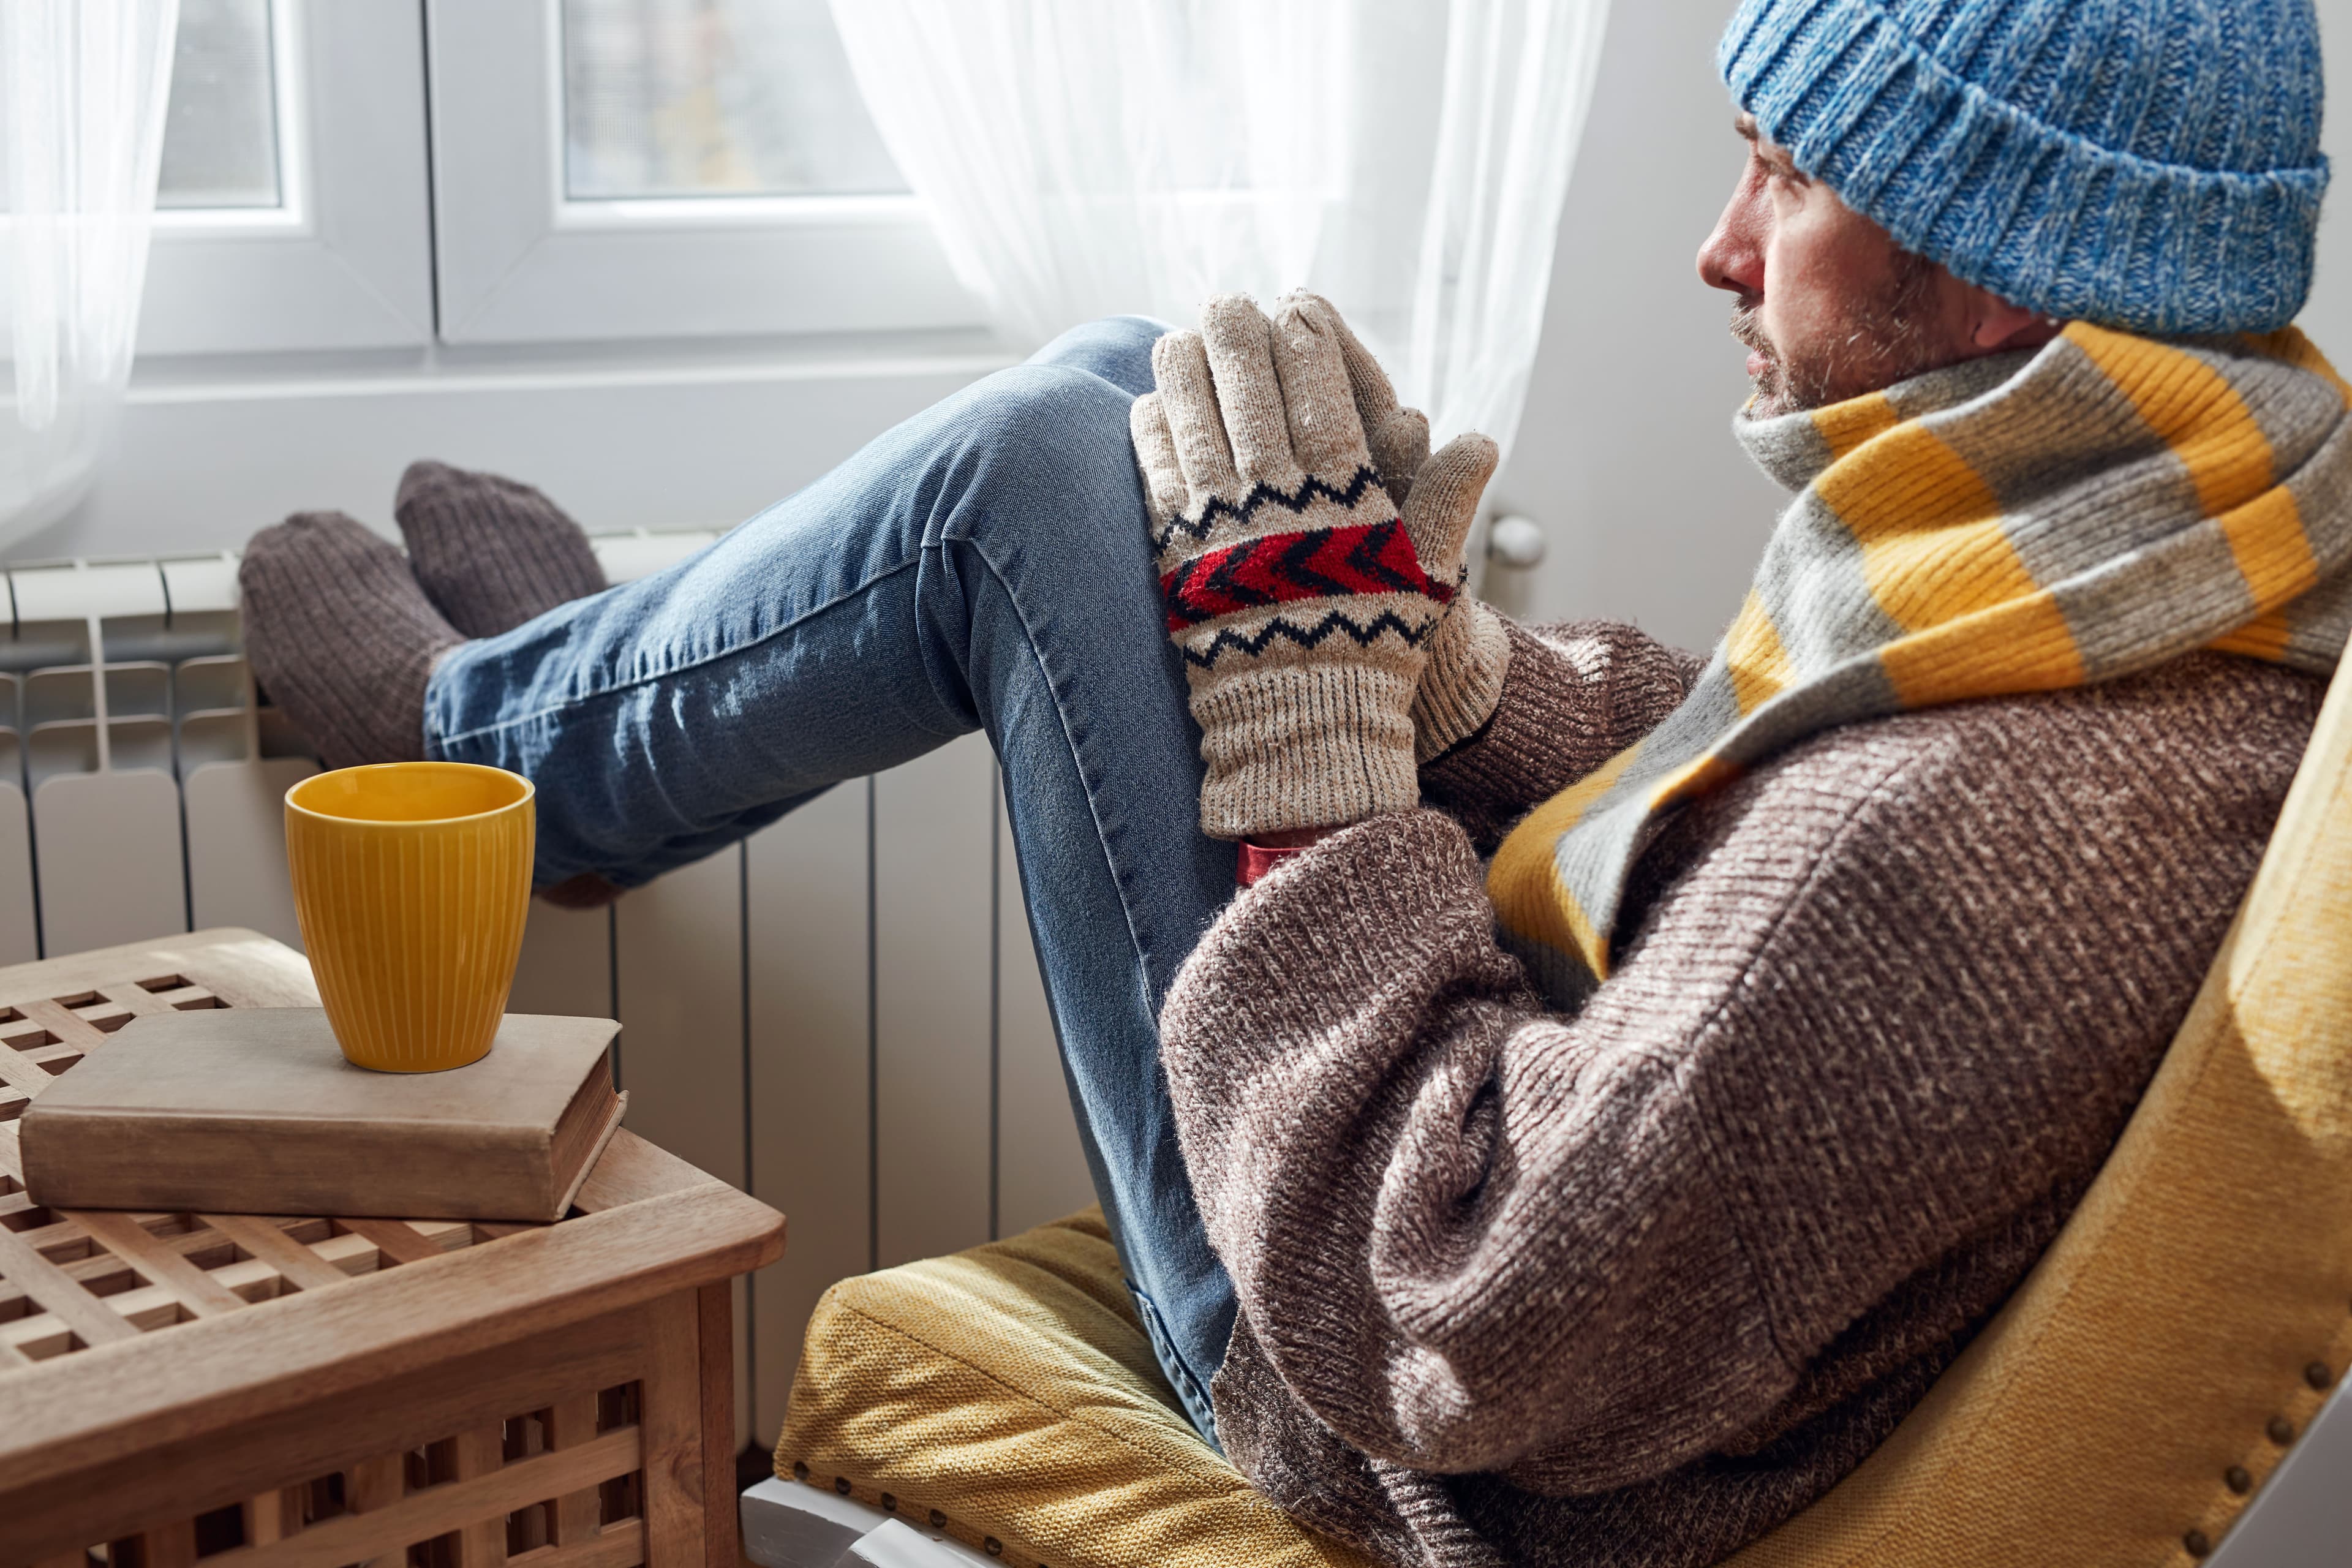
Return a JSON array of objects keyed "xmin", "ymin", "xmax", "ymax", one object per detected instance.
[{"xmin": 0, "ymin": 929, "xmax": 786, "ymax": 1568}]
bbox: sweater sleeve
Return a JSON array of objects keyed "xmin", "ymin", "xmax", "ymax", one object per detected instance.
[
  {"xmin": 1158, "ymin": 661, "xmax": 2305, "ymax": 1491},
  {"xmin": 1420, "ymin": 618, "xmax": 1702, "ymax": 851},
  {"xmin": 1160, "ymin": 809, "xmax": 1789, "ymax": 1488}
]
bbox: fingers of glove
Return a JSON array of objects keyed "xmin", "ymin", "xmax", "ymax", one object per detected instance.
[
  {"xmin": 1292, "ymin": 290, "xmax": 1402, "ymax": 422},
  {"xmin": 1370, "ymin": 407, "xmax": 1431, "ymax": 506},
  {"xmin": 1152, "ymin": 330, "xmax": 1241, "ymax": 507},
  {"xmin": 1289, "ymin": 292, "xmax": 1428, "ymax": 500},
  {"xmin": 1267, "ymin": 294, "xmax": 1374, "ymax": 478},
  {"xmin": 1199, "ymin": 294, "xmax": 1302, "ymax": 489},
  {"xmin": 1129, "ymin": 393, "xmax": 1189, "ymax": 527},
  {"xmin": 1400, "ymin": 432, "xmax": 1501, "ymax": 580}
]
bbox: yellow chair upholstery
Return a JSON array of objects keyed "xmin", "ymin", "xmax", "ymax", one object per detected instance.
[
  {"xmin": 778, "ymin": 652, "xmax": 2352, "ymax": 1567},
  {"xmin": 776, "ymin": 1208, "xmax": 1375, "ymax": 1568}
]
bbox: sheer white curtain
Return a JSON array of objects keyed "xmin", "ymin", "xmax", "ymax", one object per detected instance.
[
  {"xmin": 826, "ymin": 0, "xmax": 1610, "ymax": 462},
  {"xmin": 0, "ymin": 0, "xmax": 180, "ymax": 546}
]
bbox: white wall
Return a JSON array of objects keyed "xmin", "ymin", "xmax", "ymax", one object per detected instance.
[
  {"xmin": 23, "ymin": 0, "xmax": 2352, "ymax": 668},
  {"xmin": 1490, "ymin": 0, "xmax": 2352, "ymax": 655}
]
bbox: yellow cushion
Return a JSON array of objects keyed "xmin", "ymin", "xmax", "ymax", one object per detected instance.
[
  {"xmin": 780, "ymin": 658, "xmax": 2352, "ymax": 1567},
  {"xmin": 775, "ymin": 1208, "xmax": 1375, "ymax": 1568}
]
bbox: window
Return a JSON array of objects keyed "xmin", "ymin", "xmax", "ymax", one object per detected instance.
[
  {"xmin": 140, "ymin": 0, "xmax": 434, "ymax": 356},
  {"xmin": 428, "ymin": 0, "xmax": 976, "ymax": 345},
  {"xmin": 559, "ymin": 0, "xmax": 901, "ymax": 201},
  {"xmin": 140, "ymin": 0, "xmax": 982, "ymax": 358},
  {"xmin": 157, "ymin": 0, "xmax": 283, "ymax": 211}
]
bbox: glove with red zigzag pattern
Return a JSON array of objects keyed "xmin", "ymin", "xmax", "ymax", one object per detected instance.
[
  {"xmin": 1300, "ymin": 293, "xmax": 1514, "ymax": 764},
  {"xmin": 1130, "ymin": 292, "xmax": 1498, "ymax": 839}
]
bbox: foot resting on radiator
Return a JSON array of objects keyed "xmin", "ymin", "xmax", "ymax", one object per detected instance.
[
  {"xmin": 244, "ymin": 472, "xmax": 624, "ymax": 907},
  {"xmin": 238, "ymin": 511, "xmax": 462, "ymax": 770},
  {"xmin": 393, "ymin": 460, "xmax": 609, "ymax": 639}
]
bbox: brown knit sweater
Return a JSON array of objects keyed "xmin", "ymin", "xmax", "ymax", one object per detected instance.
[{"xmin": 1156, "ymin": 618, "xmax": 2323, "ymax": 1568}]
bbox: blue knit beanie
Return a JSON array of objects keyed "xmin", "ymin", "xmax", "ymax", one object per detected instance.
[{"xmin": 1719, "ymin": 0, "xmax": 2331, "ymax": 334}]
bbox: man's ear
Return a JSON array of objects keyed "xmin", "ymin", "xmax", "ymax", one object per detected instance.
[{"xmin": 1964, "ymin": 282, "xmax": 2062, "ymax": 352}]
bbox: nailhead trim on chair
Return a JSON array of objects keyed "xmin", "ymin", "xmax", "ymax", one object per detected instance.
[{"xmin": 2180, "ymin": 1325, "xmax": 2343, "ymax": 1557}]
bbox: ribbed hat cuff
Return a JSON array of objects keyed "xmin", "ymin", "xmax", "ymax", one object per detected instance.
[{"xmin": 1719, "ymin": 0, "xmax": 2330, "ymax": 335}]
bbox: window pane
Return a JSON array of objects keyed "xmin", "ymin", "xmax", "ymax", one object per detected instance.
[
  {"xmin": 562, "ymin": 0, "xmax": 905, "ymax": 200},
  {"xmin": 157, "ymin": 0, "xmax": 281, "ymax": 210}
]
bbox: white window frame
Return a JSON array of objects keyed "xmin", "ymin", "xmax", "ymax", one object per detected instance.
[
  {"xmin": 137, "ymin": 0, "xmax": 435, "ymax": 357},
  {"xmin": 423, "ymin": 0, "xmax": 985, "ymax": 347}
]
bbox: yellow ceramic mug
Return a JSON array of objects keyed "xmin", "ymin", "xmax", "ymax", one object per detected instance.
[{"xmin": 285, "ymin": 763, "xmax": 536, "ymax": 1072}]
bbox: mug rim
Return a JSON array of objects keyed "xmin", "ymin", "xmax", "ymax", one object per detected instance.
[{"xmin": 286, "ymin": 761, "xmax": 535, "ymax": 828}]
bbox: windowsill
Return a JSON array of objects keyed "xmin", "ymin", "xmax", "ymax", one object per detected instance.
[
  {"xmin": 24, "ymin": 328, "xmax": 1022, "ymax": 567},
  {"xmin": 125, "ymin": 324, "xmax": 1019, "ymax": 404}
]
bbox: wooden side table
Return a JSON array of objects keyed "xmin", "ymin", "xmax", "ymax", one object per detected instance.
[{"xmin": 0, "ymin": 927, "xmax": 786, "ymax": 1568}]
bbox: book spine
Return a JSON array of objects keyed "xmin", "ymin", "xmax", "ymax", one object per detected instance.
[{"xmin": 20, "ymin": 1109, "xmax": 552, "ymax": 1223}]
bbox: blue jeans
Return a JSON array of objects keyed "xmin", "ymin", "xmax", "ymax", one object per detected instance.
[{"xmin": 426, "ymin": 317, "xmax": 1238, "ymax": 1442}]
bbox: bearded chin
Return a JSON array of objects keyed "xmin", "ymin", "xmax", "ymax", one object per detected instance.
[
  {"xmin": 1733, "ymin": 249, "xmax": 1944, "ymax": 420},
  {"xmin": 1745, "ymin": 361, "xmax": 1791, "ymax": 420},
  {"xmin": 1740, "ymin": 344, "xmax": 1798, "ymax": 422},
  {"xmin": 1728, "ymin": 306, "xmax": 1795, "ymax": 420}
]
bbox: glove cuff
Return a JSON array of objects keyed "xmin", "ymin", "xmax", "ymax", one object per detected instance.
[
  {"xmin": 1412, "ymin": 597, "xmax": 1512, "ymax": 762},
  {"xmin": 1190, "ymin": 661, "xmax": 1420, "ymax": 838}
]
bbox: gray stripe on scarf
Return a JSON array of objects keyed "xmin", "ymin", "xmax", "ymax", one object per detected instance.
[{"xmin": 1753, "ymin": 497, "xmax": 1907, "ymax": 674}]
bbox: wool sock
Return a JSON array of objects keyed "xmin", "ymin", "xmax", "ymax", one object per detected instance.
[
  {"xmin": 239, "ymin": 512, "xmax": 463, "ymax": 770},
  {"xmin": 393, "ymin": 460, "xmax": 608, "ymax": 638}
]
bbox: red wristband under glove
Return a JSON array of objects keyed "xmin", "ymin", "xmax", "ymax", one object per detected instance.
[{"xmin": 1237, "ymin": 840, "xmax": 1309, "ymax": 886}]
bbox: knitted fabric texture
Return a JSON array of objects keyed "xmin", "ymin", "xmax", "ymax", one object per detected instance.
[
  {"xmin": 1163, "ymin": 646, "xmax": 2322, "ymax": 1568},
  {"xmin": 1132, "ymin": 295, "xmax": 1492, "ymax": 837},
  {"xmin": 393, "ymin": 459, "xmax": 608, "ymax": 639},
  {"xmin": 238, "ymin": 511, "xmax": 461, "ymax": 770},
  {"xmin": 1298, "ymin": 293, "xmax": 1513, "ymax": 762},
  {"xmin": 1490, "ymin": 324, "xmax": 2352, "ymax": 1001},
  {"xmin": 1718, "ymin": 0, "xmax": 2331, "ymax": 334}
]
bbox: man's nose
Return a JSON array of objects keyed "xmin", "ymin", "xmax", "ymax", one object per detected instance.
[{"xmin": 1698, "ymin": 183, "xmax": 1766, "ymax": 296}]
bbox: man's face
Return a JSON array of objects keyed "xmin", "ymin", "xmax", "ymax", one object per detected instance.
[{"xmin": 1697, "ymin": 115, "xmax": 1962, "ymax": 419}]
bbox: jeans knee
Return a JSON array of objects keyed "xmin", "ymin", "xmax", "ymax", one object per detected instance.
[
  {"xmin": 1028, "ymin": 315, "xmax": 1167, "ymax": 398},
  {"xmin": 948, "ymin": 363, "xmax": 1155, "ymax": 565},
  {"xmin": 965, "ymin": 363, "xmax": 1141, "ymax": 483}
]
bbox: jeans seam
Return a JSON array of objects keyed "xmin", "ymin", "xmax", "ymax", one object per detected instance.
[
  {"xmin": 1129, "ymin": 1280, "xmax": 1223, "ymax": 1449},
  {"xmin": 962, "ymin": 533, "xmax": 1231, "ymax": 1423},
  {"xmin": 960, "ymin": 532, "xmax": 1167, "ymax": 1011},
  {"xmin": 433, "ymin": 554, "xmax": 925, "ymax": 749}
]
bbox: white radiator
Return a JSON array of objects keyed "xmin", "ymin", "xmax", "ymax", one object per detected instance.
[{"xmin": 0, "ymin": 532, "xmax": 1096, "ymax": 1452}]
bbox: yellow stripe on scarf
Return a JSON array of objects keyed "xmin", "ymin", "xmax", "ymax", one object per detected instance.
[
  {"xmin": 1811, "ymin": 392, "xmax": 1901, "ymax": 459},
  {"xmin": 2212, "ymin": 327, "xmax": 2352, "ymax": 658},
  {"xmin": 2211, "ymin": 609, "xmax": 2297, "ymax": 662},
  {"xmin": 2242, "ymin": 326, "xmax": 2352, "ymax": 406},
  {"xmin": 1877, "ymin": 589, "xmax": 2084, "ymax": 706},
  {"xmin": 2068, "ymin": 326, "xmax": 2324, "ymax": 618},
  {"xmin": 1646, "ymin": 753, "xmax": 1742, "ymax": 814},
  {"xmin": 1487, "ymin": 740, "xmax": 1643, "ymax": 971},
  {"xmin": 1725, "ymin": 589, "xmax": 1795, "ymax": 714},
  {"xmin": 1814, "ymin": 413, "xmax": 2083, "ymax": 701}
]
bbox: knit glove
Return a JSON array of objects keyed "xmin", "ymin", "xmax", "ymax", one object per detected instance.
[
  {"xmin": 1299, "ymin": 293, "xmax": 1512, "ymax": 761},
  {"xmin": 1131, "ymin": 292, "xmax": 1498, "ymax": 837}
]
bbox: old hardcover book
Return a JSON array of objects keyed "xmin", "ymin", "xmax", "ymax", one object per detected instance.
[{"xmin": 18, "ymin": 1009, "xmax": 627, "ymax": 1223}]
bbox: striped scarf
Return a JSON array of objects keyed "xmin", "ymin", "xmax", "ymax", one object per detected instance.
[{"xmin": 1490, "ymin": 323, "xmax": 2352, "ymax": 1006}]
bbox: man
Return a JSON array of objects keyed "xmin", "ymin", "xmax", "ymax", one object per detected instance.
[{"xmin": 239, "ymin": 0, "xmax": 2341, "ymax": 1562}]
